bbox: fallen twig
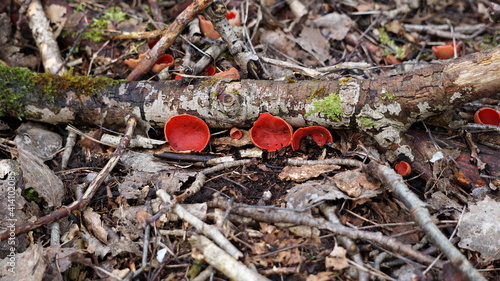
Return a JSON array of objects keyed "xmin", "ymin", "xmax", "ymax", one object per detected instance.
[
  {"xmin": 25, "ymin": 0, "xmax": 67, "ymax": 74},
  {"xmin": 287, "ymin": 158, "xmax": 363, "ymax": 168},
  {"xmin": 190, "ymin": 235, "xmax": 270, "ymax": 281},
  {"xmin": 320, "ymin": 204, "xmax": 369, "ymax": 281},
  {"xmin": 157, "ymin": 189, "xmax": 243, "ymax": 259},
  {"xmin": 126, "ymin": 0, "xmax": 214, "ymax": 80},
  {"xmin": 209, "ymin": 196, "xmax": 442, "ymax": 267},
  {"xmin": 364, "ymin": 161, "xmax": 486, "ymax": 281},
  {"xmin": 0, "ymin": 116, "xmax": 138, "ymax": 241}
]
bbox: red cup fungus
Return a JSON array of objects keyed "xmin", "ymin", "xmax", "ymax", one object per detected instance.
[
  {"xmin": 383, "ymin": 55, "xmax": 402, "ymax": 65},
  {"xmin": 395, "ymin": 161, "xmax": 411, "ymax": 176},
  {"xmin": 226, "ymin": 10, "xmax": 241, "ymax": 26},
  {"xmin": 214, "ymin": 67, "xmax": 240, "ymax": 80},
  {"xmin": 474, "ymin": 107, "xmax": 500, "ymax": 126},
  {"xmin": 291, "ymin": 126, "xmax": 333, "ymax": 151},
  {"xmin": 230, "ymin": 127, "xmax": 243, "ymax": 139},
  {"xmin": 250, "ymin": 113, "xmax": 293, "ymax": 151},
  {"xmin": 124, "ymin": 52, "xmax": 147, "ymax": 69},
  {"xmin": 174, "ymin": 72, "xmax": 185, "ymax": 80},
  {"xmin": 199, "ymin": 15, "xmax": 220, "ymax": 39},
  {"xmin": 164, "ymin": 114, "xmax": 210, "ymax": 152},
  {"xmin": 432, "ymin": 42, "xmax": 461, "ymax": 59},
  {"xmin": 125, "ymin": 51, "xmax": 174, "ymax": 73},
  {"xmin": 152, "ymin": 54, "xmax": 174, "ymax": 73},
  {"xmin": 148, "ymin": 39, "xmax": 160, "ymax": 49},
  {"xmin": 204, "ymin": 65, "xmax": 216, "ymax": 76}
]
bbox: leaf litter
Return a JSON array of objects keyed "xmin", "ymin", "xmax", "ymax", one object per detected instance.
[{"xmin": 0, "ymin": 0, "xmax": 499, "ymax": 280}]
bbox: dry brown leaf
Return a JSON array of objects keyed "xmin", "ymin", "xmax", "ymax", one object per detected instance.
[
  {"xmin": 309, "ymin": 12, "xmax": 354, "ymax": 41},
  {"xmin": 275, "ymin": 247, "xmax": 303, "ymax": 266},
  {"xmin": 83, "ymin": 207, "xmax": 108, "ymax": 244},
  {"xmin": 332, "ymin": 170, "xmax": 380, "ymax": 198},
  {"xmin": 252, "ymin": 241, "xmax": 268, "ymax": 255},
  {"xmin": 457, "ymin": 196, "xmax": 500, "ymax": 261},
  {"xmin": 306, "ymin": 271, "xmax": 335, "ymax": 281},
  {"xmin": 108, "ymin": 238, "xmax": 142, "ymax": 258},
  {"xmin": 17, "ymin": 149, "xmax": 64, "ymax": 207},
  {"xmin": 285, "ymin": 178, "xmax": 381, "ymax": 210},
  {"xmin": 136, "ymin": 209, "xmax": 152, "ymax": 229},
  {"xmin": 325, "ymin": 244, "xmax": 348, "ymax": 270},
  {"xmin": 0, "ymin": 243, "xmax": 46, "ymax": 281}
]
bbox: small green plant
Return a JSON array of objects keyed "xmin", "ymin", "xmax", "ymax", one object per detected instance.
[
  {"xmin": 82, "ymin": 29, "xmax": 104, "ymax": 42},
  {"xmin": 75, "ymin": 3, "xmax": 86, "ymax": 12},
  {"xmin": 103, "ymin": 6, "xmax": 127, "ymax": 21},
  {"xmin": 83, "ymin": 7, "xmax": 128, "ymax": 42},
  {"xmin": 478, "ymin": 31, "xmax": 499, "ymax": 50},
  {"xmin": 23, "ymin": 188, "xmax": 41, "ymax": 203},
  {"xmin": 305, "ymin": 92, "xmax": 343, "ymax": 121},
  {"xmin": 358, "ymin": 117, "xmax": 377, "ymax": 128},
  {"xmin": 378, "ymin": 28, "xmax": 406, "ymax": 59}
]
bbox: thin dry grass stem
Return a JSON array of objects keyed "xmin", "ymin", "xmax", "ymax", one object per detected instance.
[
  {"xmin": 347, "ymin": 259, "xmax": 397, "ymax": 281},
  {"xmin": 176, "ymin": 159, "xmax": 251, "ymax": 201}
]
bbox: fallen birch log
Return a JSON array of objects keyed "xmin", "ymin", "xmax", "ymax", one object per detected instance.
[{"xmin": 2, "ymin": 46, "xmax": 499, "ymax": 155}]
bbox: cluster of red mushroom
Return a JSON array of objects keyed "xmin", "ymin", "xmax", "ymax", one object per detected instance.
[
  {"xmin": 163, "ymin": 113, "xmax": 333, "ymax": 153},
  {"xmin": 164, "ymin": 109, "xmax": 500, "ymax": 177}
]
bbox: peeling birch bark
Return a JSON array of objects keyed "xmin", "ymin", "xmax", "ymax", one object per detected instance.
[
  {"xmin": 12, "ymin": 46, "xmax": 500, "ymax": 152},
  {"xmin": 26, "ymin": 0, "xmax": 67, "ymax": 75}
]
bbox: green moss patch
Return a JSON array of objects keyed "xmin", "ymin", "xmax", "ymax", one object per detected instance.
[
  {"xmin": 0, "ymin": 64, "xmax": 121, "ymax": 118},
  {"xmin": 305, "ymin": 92, "xmax": 343, "ymax": 122},
  {"xmin": 0, "ymin": 65, "xmax": 35, "ymax": 118}
]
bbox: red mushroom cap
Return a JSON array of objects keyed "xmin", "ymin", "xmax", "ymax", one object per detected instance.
[
  {"xmin": 250, "ymin": 113, "xmax": 293, "ymax": 151},
  {"xmin": 148, "ymin": 39, "xmax": 160, "ymax": 49},
  {"xmin": 173, "ymin": 72, "xmax": 185, "ymax": 80},
  {"xmin": 230, "ymin": 127, "xmax": 243, "ymax": 140},
  {"xmin": 395, "ymin": 161, "xmax": 411, "ymax": 176},
  {"xmin": 152, "ymin": 54, "xmax": 174, "ymax": 73},
  {"xmin": 164, "ymin": 114, "xmax": 210, "ymax": 152},
  {"xmin": 291, "ymin": 126, "xmax": 333, "ymax": 151},
  {"xmin": 474, "ymin": 107, "xmax": 500, "ymax": 126},
  {"xmin": 432, "ymin": 42, "xmax": 461, "ymax": 59},
  {"xmin": 204, "ymin": 65, "xmax": 216, "ymax": 76},
  {"xmin": 213, "ymin": 67, "xmax": 240, "ymax": 80},
  {"xmin": 199, "ymin": 15, "xmax": 220, "ymax": 39}
]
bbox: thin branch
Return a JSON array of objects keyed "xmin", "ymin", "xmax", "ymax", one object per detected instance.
[
  {"xmin": 190, "ymin": 235, "xmax": 270, "ymax": 281},
  {"xmin": 0, "ymin": 116, "xmax": 138, "ymax": 241},
  {"xmin": 25, "ymin": 0, "xmax": 67, "ymax": 74},
  {"xmin": 364, "ymin": 162, "xmax": 487, "ymax": 281},
  {"xmin": 209, "ymin": 196, "xmax": 442, "ymax": 267},
  {"xmin": 157, "ymin": 189, "xmax": 243, "ymax": 259},
  {"xmin": 126, "ymin": 0, "xmax": 215, "ymax": 80}
]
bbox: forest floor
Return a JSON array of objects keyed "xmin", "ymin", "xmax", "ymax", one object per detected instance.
[{"xmin": 0, "ymin": 0, "xmax": 499, "ymax": 280}]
